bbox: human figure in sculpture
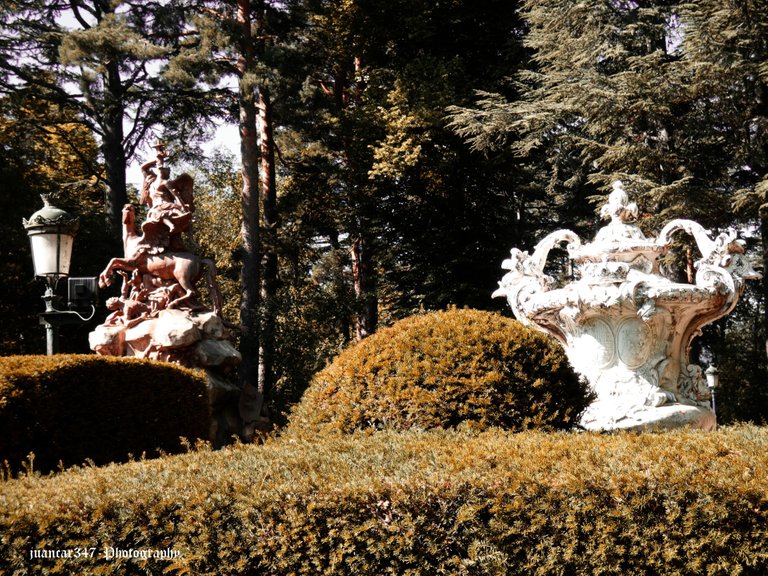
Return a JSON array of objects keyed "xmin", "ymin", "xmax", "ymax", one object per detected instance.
[
  {"xmin": 99, "ymin": 204, "xmax": 223, "ymax": 316},
  {"xmin": 104, "ymin": 296, "xmax": 151, "ymax": 328},
  {"xmin": 140, "ymin": 142, "xmax": 194, "ymax": 252}
]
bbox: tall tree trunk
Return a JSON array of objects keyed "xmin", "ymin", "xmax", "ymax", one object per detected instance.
[
  {"xmin": 237, "ymin": 0, "xmax": 263, "ymax": 429},
  {"xmin": 335, "ymin": 55, "xmax": 379, "ymax": 340},
  {"xmin": 258, "ymin": 86, "xmax": 278, "ymax": 408},
  {"xmin": 328, "ymin": 231, "xmax": 352, "ymax": 343},
  {"xmin": 350, "ymin": 235, "xmax": 377, "ymax": 340},
  {"xmin": 760, "ymin": 204, "xmax": 768, "ymax": 359},
  {"xmin": 102, "ymin": 60, "xmax": 128, "ymax": 231}
]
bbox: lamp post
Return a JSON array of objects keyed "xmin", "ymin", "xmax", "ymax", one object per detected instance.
[
  {"xmin": 705, "ymin": 365, "xmax": 719, "ymax": 420},
  {"xmin": 23, "ymin": 195, "xmax": 82, "ymax": 354}
]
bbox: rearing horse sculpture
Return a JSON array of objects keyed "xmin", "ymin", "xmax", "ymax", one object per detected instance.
[{"xmin": 99, "ymin": 204, "xmax": 223, "ymax": 315}]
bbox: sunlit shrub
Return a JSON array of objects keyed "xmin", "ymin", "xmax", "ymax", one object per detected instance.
[
  {"xmin": 1, "ymin": 427, "xmax": 767, "ymax": 575},
  {"xmin": 287, "ymin": 307, "xmax": 592, "ymax": 435}
]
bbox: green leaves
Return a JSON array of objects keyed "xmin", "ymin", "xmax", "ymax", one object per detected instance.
[{"xmin": 59, "ymin": 13, "xmax": 169, "ymax": 68}]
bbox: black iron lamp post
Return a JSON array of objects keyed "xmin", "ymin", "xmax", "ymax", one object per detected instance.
[{"xmin": 23, "ymin": 195, "xmax": 95, "ymax": 354}]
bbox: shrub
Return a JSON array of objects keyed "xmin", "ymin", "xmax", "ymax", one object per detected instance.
[
  {"xmin": 1, "ymin": 427, "xmax": 767, "ymax": 575},
  {"xmin": 287, "ymin": 308, "xmax": 591, "ymax": 435},
  {"xmin": 0, "ymin": 355, "xmax": 210, "ymax": 474}
]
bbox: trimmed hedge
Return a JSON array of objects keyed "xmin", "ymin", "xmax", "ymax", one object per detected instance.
[
  {"xmin": 287, "ymin": 308, "xmax": 592, "ymax": 435},
  {"xmin": 0, "ymin": 355, "xmax": 210, "ymax": 474},
  {"xmin": 2, "ymin": 427, "xmax": 767, "ymax": 575}
]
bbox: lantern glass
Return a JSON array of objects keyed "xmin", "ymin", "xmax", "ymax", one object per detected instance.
[
  {"xmin": 28, "ymin": 228, "xmax": 74, "ymax": 278},
  {"xmin": 705, "ymin": 366, "xmax": 719, "ymax": 390},
  {"xmin": 24, "ymin": 195, "xmax": 78, "ymax": 281}
]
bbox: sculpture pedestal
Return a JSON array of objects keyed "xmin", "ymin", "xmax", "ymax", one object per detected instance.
[
  {"xmin": 89, "ymin": 309, "xmax": 243, "ymax": 447},
  {"xmin": 581, "ymin": 401, "xmax": 716, "ymax": 432},
  {"xmin": 90, "ymin": 309, "xmax": 240, "ymax": 368}
]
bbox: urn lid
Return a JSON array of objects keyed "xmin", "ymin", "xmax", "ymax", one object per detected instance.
[{"xmin": 570, "ymin": 181, "xmax": 664, "ymax": 265}]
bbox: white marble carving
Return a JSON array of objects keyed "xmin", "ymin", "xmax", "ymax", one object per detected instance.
[{"xmin": 493, "ymin": 181, "xmax": 760, "ymax": 431}]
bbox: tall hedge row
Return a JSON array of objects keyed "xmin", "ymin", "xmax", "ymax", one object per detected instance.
[
  {"xmin": 0, "ymin": 355, "xmax": 210, "ymax": 474},
  {"xmin": 2, "ymin": 427, "xmax": 767, "ymax": 575}
]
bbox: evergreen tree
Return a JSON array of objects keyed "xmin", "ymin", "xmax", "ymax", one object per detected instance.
[
  {"xmin": 449, "ymin": 0, "xmax": 737, "ymax": 235},
  {"xmin": 680, "ymin": 0, "xmax": 768, "ymax": 364},
  {"xmin": 289, "ymin": 0, "xmax": 530, "ymax": 329},
  {"xmin": 0, "ymin": 94, "xmax": 106, "ymax": 354},
  {"xmin": 168, "ymin": 0, "xmax": 307, "ymax": 426},
  {"xmin": 0, "ymin": 0, "xmax": 223, "ymax": 229}
]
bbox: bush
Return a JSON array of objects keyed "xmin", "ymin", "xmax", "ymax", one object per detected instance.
[
  {"xmin": 287, "ymin": 308, "xmax": 591, "ymax": 435},
  {"xmin": 1, "ymin": 427, "xmax": 767, "ymax": 575},
  {"xmin": 0, "ymin": 355, "xmax": 210, "ymax": 474}
]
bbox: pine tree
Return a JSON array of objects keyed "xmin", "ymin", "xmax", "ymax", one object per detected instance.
[
  {"xmin": 289, "ymin": 0, "xmax": 530, "ymax": 327},
  {"xmin": 450, "ymin": 0, "xmax": 740, "ymax": 233},
  {"xmin": 680, "ymin": 0, "xmax": 768, "ymax": 366},
  {"xmin": 168, "ymin": 0, "xmax": 308, "ymax": 427},
  {"xmin": 0, "ymin": 0, "xmax": 220, "ymax": 229}
]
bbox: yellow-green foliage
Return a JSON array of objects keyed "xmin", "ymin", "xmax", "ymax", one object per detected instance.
[
  {"xmin": 0, "ymin": 355, "xmax": 209, "ymax": 474},
  {"xmin": 288, "ymin": 308, "xmax": 592, "ymax": 435},
  {"xmin": 1, "ymin": 427, "xmax": 767, "ymax": 575}
]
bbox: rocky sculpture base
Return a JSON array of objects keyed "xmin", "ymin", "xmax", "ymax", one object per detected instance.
[
  {"xmin": 89, "ymin": 309, "xmax": 243, "ymax": 446},
  {"xmin": 90, "ymin": 309, "xmax": 239, "ymax": 367}
]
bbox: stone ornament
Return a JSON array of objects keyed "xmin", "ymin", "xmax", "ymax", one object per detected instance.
[
  {"xmin": 89, "ymin": 142, "xmax": 238, "ymax": 369},
  {"xmin": 493, "ymin": 181, "xmax": 759, "ymax": 431}
]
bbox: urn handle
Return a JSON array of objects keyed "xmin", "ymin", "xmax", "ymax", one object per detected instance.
[
  {"xmin": 493, "ymin": 230, "xmax": 581, "ymax": 322},
  {"xmin": 527, "ymin": 230, "xmax": 582, "ymax": 275},
  {"xmin": 657, "ymin": 219, "xmax": 759, "ymax": 282}
]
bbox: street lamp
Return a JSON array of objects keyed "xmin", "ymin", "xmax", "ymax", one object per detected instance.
[
  {"xmin": 23, "ymin": 195, "xmax": 94, "ymax": 354},
  {"xmin": 705, "ymin": 365, "xmax": 719, "ymax": 418}
]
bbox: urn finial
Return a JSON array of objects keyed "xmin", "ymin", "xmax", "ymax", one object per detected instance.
[{"xmin": 600, "ymin": 180, "xmax": 638, "ymax": 223}]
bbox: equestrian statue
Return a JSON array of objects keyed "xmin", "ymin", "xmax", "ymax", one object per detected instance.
[{"xmin": 90, "ymin": 141, "xmax": 233, "ymax": 366}]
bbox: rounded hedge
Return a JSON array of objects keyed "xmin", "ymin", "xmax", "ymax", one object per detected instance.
[
  {"xmin": 0, "ymin": 354, "xmax": 210, "ymax": 474},
  {"xmin": 287, "ymin": 308, "xmax": 592, "ymax": 435}
]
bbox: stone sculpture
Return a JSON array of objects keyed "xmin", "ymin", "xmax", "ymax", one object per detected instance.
[
  {"xmin": 493, "ymin": 181, "xmax": 759, "ymax": 431},
  {"xmin": 89, "ymin": 142, "xmax": 238, "ymax": 370}
]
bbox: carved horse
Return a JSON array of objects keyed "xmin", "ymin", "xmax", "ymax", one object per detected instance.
[{"xmin": 99, "ymin": 204, "xmax": 223, "ymax": 315}]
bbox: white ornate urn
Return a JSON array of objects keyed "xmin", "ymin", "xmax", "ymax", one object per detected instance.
[{"xmin": 493, "ymin": 181, "xmax": 759, "ymax": 431}]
